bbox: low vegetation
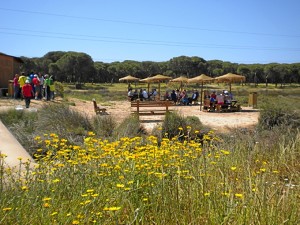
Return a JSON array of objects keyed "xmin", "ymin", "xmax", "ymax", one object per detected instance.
[{"xmin": 0, "ymin": 84, "xmax": 299, "ymax": 224}]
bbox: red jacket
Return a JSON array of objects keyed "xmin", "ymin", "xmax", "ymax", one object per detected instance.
[
  {"xmin": 32, "ymin": 77, "xmax": 40, "ymax": 86},
  {"xmin": 22, "ymin": 84, "xmax": 33, "ymax": 97}
]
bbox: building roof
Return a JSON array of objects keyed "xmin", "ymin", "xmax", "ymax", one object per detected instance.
[{"xmin": 0, "ymin": 52, "xmax": 24, "ymax": 63}]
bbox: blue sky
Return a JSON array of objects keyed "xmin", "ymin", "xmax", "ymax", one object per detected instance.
[{"xmin": 1, "ymin": 0, "xmax": 299, "ymax": 64}]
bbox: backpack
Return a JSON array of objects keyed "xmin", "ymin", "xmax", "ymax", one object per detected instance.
[{"xmin": 49, "ymin": 78, "xmax": 54, "ymax": 85}]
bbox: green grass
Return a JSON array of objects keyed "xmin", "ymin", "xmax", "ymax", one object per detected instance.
[
  {"xmin": 0, "ymin": 83, "xmax": 299, "ymax": 224},
  {"xmin": 1, "ymin": 129, "xmax": 299, "ymax": 224}
]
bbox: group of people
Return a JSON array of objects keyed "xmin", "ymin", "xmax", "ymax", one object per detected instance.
[
  {"xmin": 204, "ymin": 90, "xmax": 234, "ymax": 110},
  {"xmin": 165, "ymin": 89, "xmax": 199, "ymax": 105},
  {"xmin": 13, "ymin": 72, "xmax": 55, "ymax": 108},
  {"xmin": 128, "ymin": 87, "xmax": 199, "ymax": 106},
  {"xmin": 128, "ymin": 88, "xmax": 158, "ymax": 101}
]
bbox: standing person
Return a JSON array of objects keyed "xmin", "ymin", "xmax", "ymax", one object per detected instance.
[
  {"xmin": 18, "ymin": 72, "xmax": 27, "ymax": 100},
  {"xmin": 13, "ymin": 74, "xmax": 20, "ymax": 99},
  {"xmin": 49, "ymin": 75, "xmax": 55, "ymax": 100},
  {"xmin": 32, "ymin": 74, "xmax": 40, "ymax": 100},
  {"xmin": 22, "ymin": 80, "xmax": 33, "ymax": 108},
  {"xmin": 44, "ymin": 74, "xmax": 51, "ymax": 101},
  {"xmin": 38, "ymin": 73, "xmax": 44, "ymax": 99}
]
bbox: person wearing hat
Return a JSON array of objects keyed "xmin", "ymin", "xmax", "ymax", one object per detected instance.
[
  {"xmin": 22, "ymin": 80, "xmax": 34, "ymax": 108},
  {"xmin": 18, "ymin": 72, "xmax": 28, "ymax": 100},
  {"xmin": 32, "ymin": 74, "xmax": 41, "ymax": 100}
]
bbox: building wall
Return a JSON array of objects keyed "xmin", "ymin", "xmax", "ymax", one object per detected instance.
[{"xmin": 0, "ymin": 54, "xmax": 22, "ymax": 88}]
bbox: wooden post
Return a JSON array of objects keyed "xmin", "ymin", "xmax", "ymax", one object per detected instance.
[
  {"xmin": 166, "ymin": 100, "xmax": 169, "ymax": 112},
  {"xmin": 136, "ymin": 99, "xmax": 140, "ymax": 114}
]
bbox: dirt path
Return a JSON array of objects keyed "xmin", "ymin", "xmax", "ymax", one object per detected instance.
[{"xmin": 0, "ymin": 98, "xmax": 260, "ymax": 133}]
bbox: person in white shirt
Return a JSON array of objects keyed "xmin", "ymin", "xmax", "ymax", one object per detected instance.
[{"xmin": 142, "ymin": 89, "xmax": 148, "ymax": 100}]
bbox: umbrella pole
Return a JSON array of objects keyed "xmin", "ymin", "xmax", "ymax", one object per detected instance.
[
  {"xmin": 200, "ymin": 82, "xmax": 203, "ymax": 111},
  {"xmin": 158, "ymin": 83, "xmax": 161, "ymax": 100}
]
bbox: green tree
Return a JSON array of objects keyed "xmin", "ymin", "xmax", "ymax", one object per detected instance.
[
  {"xmin": 94, "ymin": 62, "xmax": 110, "ymax": 83},
  {"xmin": 56, "ymin": 52, "xmax": 95, "ymax": 83},
  {"xmin": 206, "ymin": 60, "xmax": 223, "ymax": 77}
]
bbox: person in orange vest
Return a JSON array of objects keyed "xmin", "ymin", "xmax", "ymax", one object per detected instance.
[{"xmin": 22, "ymin": 80, "xmax": 33, "ymax": 108}]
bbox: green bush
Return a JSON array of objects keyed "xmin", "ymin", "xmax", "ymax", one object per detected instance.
[
  {"xmin": 37, "ymin": 104, "xmax": 93, "ymax": 139},
  {"xmin": 112, "ymin": 114, "xmax": 146, "ymax": 139},
  {"xmin": 258, "ymin": 101, "xmax": 300, "ymax": 130},
  {"xmin": 0, "ymin": 109, "xmax": 38, "ymax": 152},
  {"xmin": 91, "ymin": 115, "xmax": 117, "ymax": 138},
  {"xmin": 54, "ymin": 81, "xmax": 64, "ymax": 98},
  {"xmin": 161, "ymin": 112, "xmax": 188, "ymax": 139}
]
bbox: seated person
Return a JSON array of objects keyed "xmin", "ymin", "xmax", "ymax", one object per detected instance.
[
  {"xmin": 128, "ymin": 88, "xmax": 134, "ymax": 101},
  {"xmin": 152, "ymin": 88, "xmax": 158, "ymax": 100},
  {"xmin": 164, "ymin": 91, "xmax": 171, "ymax": 101},
  {"xmin": 171, "ymin": 90, "xmax": 177, "ymax": 104},
  {"xmin": 223, "ymin": 90, "xmax": 232, "ymax": 104},
  {"xmin": 179, "ymin": 90, "xmax": 189, "ymax": 105},
  {"xmin": 142, "ymin": 89, "xmax": 149, "ymax": 100},
  {"xmin": 188, "ymin": 89, "xmax": 199, "ymax": 104},
  {"xmin": 138, "ymin": 89, "xmax": 144, "ymax": 101},
  {"xmin": 210, "ymin": 91, "xmax": 217, "ymax": 99},
  {"xmin": 216, "ymin": 93, "xmax": 224, "ymax": 105},
  {"xmin": 132, "ymin": 89, "xmax": 138, "ymax": 101},
  {"xmin": 210, "ymin": 96, "xmax": 216, "ymax": 109}
]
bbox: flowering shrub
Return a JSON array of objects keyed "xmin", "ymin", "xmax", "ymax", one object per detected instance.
[{"xmin": 1, "ymin": 130, "xmax": 299, "ymax": 224}]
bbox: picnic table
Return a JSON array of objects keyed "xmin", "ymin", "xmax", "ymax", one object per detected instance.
[
  {"xmin": 203, "ymin": 100, "xmax": 241, "ymax": 112},
  {"xmin": 131, "ymin": 99, "xmax": 174, "ymax": 118}
]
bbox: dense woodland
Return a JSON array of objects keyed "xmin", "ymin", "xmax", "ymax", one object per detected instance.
[{"xmin": 20, "ymin": 51, "xmax": 300, "ymax": 86}]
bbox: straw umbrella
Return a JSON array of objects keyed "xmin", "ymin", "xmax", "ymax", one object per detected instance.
[
  {"xmin": 188, "ymin": 74, "xmax": 214, "ymax": 110},
  {"xmin": 140, "ymin": 74, "xmax": 172, "ymax": 99},
  {"xmin": 169, "ymin": 76, "xmax": 189, "ymax": 91},
  {"xmin": 214, "ymin": 73, "xmax": 246, "ymax": 93},
  {"xmin": 119, "ymin": 75, "xmax": 140, "ymax": 89},
  {"xmin": 139, "ymin": 77, "xmax": 152, "ymax": 94}
]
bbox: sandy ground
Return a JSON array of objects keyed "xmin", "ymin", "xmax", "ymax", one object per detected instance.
[{"xmin": 0, "ymin": 98, "xmax": 260, "ymax": 133}]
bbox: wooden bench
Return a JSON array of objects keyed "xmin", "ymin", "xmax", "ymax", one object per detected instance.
[
  {"xmin": 92, "ymin": 99, "xmax": 107, "ymax": 115},
  {"xmin": 216, "ymin": 102, "xmax": 241, "ymax": 113},
  {"xmin": 131, "ymin": 100, "xmax": 174, "ymax": 117}
]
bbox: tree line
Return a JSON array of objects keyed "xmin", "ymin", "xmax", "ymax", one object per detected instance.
[{"xmin": 20, "ymin": 51, "xmax": 300, "ymax": 86}]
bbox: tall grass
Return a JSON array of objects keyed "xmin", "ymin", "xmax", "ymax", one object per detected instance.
[
  {"xmin": 1, "ymin": 85, "xmax": 300, "ymax": 224},
  {"xmin": 1, "ymin": 129, "xmax": 299, "ymax": 224}
]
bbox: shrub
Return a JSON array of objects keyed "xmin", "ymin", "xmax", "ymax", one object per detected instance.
[
  {"xmin": 112, "ymin": 114, "xmax": 146, "ymax": 139},
  {"xmin": 91, "ymin": 115, "xmax": 117, "ymax": 138},
  {"xmin": 54, "ymin": 81, "xmax": 64, "ymax": 98},
  {"xmin": 37, "ymin": 104, "xmax": 93, "ymax": 140},
  {"xmin": 0, "ymin": 109, "xmax": 38, "ymax": 152},
  {"xmin": 161, "ymin": 112, "xmax": 187, "ymax": 139},
  {"xmin": 258, "ymin": 101, "xmax": 300, "ymax": 130}
]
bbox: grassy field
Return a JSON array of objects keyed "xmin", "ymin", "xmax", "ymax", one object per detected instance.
[{"xmin": 0, "ymin": 83, "xmax": 299, "ymax": 224}]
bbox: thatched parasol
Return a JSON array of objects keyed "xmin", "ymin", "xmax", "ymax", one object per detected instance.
[
  {"xmin": 169, "ymin": 76, "xmax": 189, "ymax": 90},
  {"xmin": 140, "ymin": 74, "xmax": 172, "ymax": 98},
  {"xmin": 139, "ymin": 77, "xmax": 152, "ymax": 94},
  {"xmin": 188, "ymin": 74, "xmax": 214, "ymax": 110},
  {"xmin": 214, "ymin": 73, "xmax": 246, "ymax": 93},
  {"xmin": 119, "ymin": 75, "xmax": 140, "ymax": 89}
]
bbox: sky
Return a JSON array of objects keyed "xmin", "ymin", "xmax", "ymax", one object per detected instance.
[{"xmin": 1, "ymin": 0, "xmax": 300, "ymax": 64}]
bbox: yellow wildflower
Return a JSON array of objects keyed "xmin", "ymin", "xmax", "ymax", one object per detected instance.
[
  {"xmin": 103, "ymin": 206, "xmax": 121, "ymax": 211},
  {"xmin": 235, "ymin": 193, "xmax": 243, "ymax": 198},
  {"xmin": 2, "ymin": 208, "xmax": 12, "ymax": 211}
]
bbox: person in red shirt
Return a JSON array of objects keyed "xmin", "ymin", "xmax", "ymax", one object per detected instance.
[
  {"xmin": 22, "ymin": 80, "xmax": 33, "ymax": 108},
  {"xmin": 32, "ymin": 74, "xmax": 41, "ymax": 100},
  {"xmin": 13, "ymin": 74, "xmax": 20, "ymax": 99}
]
